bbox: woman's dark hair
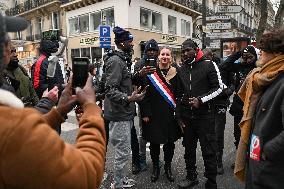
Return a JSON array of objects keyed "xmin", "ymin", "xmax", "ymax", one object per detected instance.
[{"xmin": 258, "ymin": 29, "xmax": 284, "ymax": 54}]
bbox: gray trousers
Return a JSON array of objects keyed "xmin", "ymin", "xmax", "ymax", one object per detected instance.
[
  {"xmin": 137, "ymin": 106, "xmax": 147, "ymax": 156},
  {"xmin": 109, "ymin": 120, "xmax": 133, "ymax": 188}
]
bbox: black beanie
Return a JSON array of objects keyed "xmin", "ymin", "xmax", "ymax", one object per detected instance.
[
  {"xmin": 242, "ymin": 45, "xmax": 257, "ymax": 58},
  {"xmin": 113, "ymin": 26, "xmax": 133, "ymax": 43},
  {"xmin": 144, "ymin": 39, "xmax": 159, "ymax": 53},
  {"xmin": 181, "ymin": 39, "xmax": 198, "ymax": 50}
]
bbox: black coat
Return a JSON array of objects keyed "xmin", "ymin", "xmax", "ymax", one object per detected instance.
[
  {"xmin": 139, "ymin": 68, "xmax": 181, "ymax": 144},
  {"xmin": 246, "ymin": 73, "xmax": 284, "ymax": 189}
]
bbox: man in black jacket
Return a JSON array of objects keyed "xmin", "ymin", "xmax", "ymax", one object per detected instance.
[
  {"xmin": 176, "ymin": 39, "xmax": 222, "ymax": 189},
  {"xmin": 104, "ymin": 26, "xmax": 146, "ymax": 189}
]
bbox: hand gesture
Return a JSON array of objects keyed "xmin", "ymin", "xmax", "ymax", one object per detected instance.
[
  {"xmin": 188, "ymin": 97, "xmax": 200, "ymax": 108},
  {"xmin": 139, "ymin": 66, "xmax": 156, "ymax": 76},
  {"xmin": 128, "ymin": 85, "xmax": 149, "ymax": 102},
  {"xmin": 142, "ymin": 117, "xmax": 150, "ymax": 123},
  {"xmin": 42, "ymin": 86, "xmax": 59, "ymax": 103},
  {"xmin": 57, "ymin": 77, "xmax": 77, "ymax": 117},
  {"xmin": 76, "ymin": 75, "xmax": 96, "ymax": 106}
]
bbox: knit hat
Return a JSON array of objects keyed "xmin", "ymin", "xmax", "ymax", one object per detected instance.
[
  {"xmin": 242, "ymin": 45, "xmax": 260, "ymax": 59},
  {"xmin": 144, "ymin": 39, "xmax": 159, "ymax": 53},
  {"xmin": 181, "ymin": 39, "xmax": 198, "ymax": 50},
  {"xmin": 113, "ymin": 26, "xmax": 133, "ymax": 43}
]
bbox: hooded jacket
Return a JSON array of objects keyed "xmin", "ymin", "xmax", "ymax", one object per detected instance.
[{"xmin": 0, "ymin": 89, "xmax": 106, "ymax": 189}]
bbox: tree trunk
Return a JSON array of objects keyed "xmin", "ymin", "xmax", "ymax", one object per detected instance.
[
  {"xmin": 256, "ymin": 0, "xmax": 268, "ymax": 46},
  {"xmin": 275, "ymin": 0, "xmax": 284, "ymax": 29}
]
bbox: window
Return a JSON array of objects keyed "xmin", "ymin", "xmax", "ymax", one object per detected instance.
[
  {"xmin": 91, "ymin": 47, "xmax": 102, "ymax": 59},
  {"xmin": 81, "ymin": 48, "xmax": 90, "ymax": 58},
  {"xmin": 90, "ymin": 12, "xmax": 101, "ymax": 31},
  {"xmin": 102, "ymin": 8, "xmax": 115, "ymax": 27},
  {"xmin": 168, "ymin": 16, "xmax": 176, "ymax": 35},
  {"xmin": 52, "ymin": 12, "xmax": 59, "ymax": 29},
  {"xmin": 79, "ymin": 15, "xmax": 89, "ymax": 33},
  {"xmin": 71, "ymin": 49, "xmax": 80, "ymax": 58},
  {"xmin": 140, "ymin": 8, "xmax": 162, "ymax": 31},
  {"xmin": 181, "ymin": 19, "xmax": 191, "ymax": 36},
  {"xmin": 152, "ymin": 12, "xmax": 162, "ymax": 31},
  {"xmin": 69, "ymin": 17, "xmax": 79, "ymax": 34}
]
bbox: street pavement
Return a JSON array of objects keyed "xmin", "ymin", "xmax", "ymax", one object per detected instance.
[{"xmin": 61, "ymin": 110, "xmax": 244, "ymax": 189}]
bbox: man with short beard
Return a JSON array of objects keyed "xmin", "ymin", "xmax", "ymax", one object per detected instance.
[
  {"xmin": 6, "ymin": 46, "xmax": 39, "ymax": 106},
  {"xmin": 234, "ymin": 29, "xmax": 284, "ymax": 189}
]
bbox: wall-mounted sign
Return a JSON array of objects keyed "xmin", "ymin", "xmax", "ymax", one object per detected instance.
[
  {"xmin": 217, "ymin": 5, "xmax": 243, "ymax": 13},
  {"xmin": 80, "ymin": 36, "xmax": 100, "ymax": 46},
  {"xmin": 207, "ymin": 32, "xmax": 234, "ymax": 39},
  {"xmin": 207, "ymin": 22, "xmax": 231, "ymax": 30},
  {"xmin": 161, "ymin": 34, "xmax": 177, "ymax": 43},
  {"xmin": 206, "ymin": 15, "xmax": 231, "ymax": 21}
]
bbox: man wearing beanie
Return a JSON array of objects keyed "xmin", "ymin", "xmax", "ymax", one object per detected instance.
[
  {"xmin": 104, "ymin": 26, "xmax": 146, "ymax": 189},
  {"xmin": 176, "ymin": 39, "xmax": 222, "ymax": 189}
]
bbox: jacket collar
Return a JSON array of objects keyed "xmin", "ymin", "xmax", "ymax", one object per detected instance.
[{"xmin": 0, "ymin": 89, "xmax": 24, "ymax": 108}]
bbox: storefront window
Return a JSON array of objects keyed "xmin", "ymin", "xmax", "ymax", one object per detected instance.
[
  {"xmin": 69, "ymin": 17, "xmax": 79, "ymax": 35},
  {"xmin": 81, "ymin": 47, "xmax": 91, "ymax": 58},
  {"xmin": 91, "ymin": 47, "xmax": 102, "ymax": 59},
  {"xmin": 79, "ymin": 15, "xmax": 89, "ymax": 33},
  {"xmin": 168, "ymin": 16, "xmax": 176, "ymax": 35},
  {"xmin": 71, "ymin": 49, "xmax": 80, "ymax": 58},
  {"xmin": 181, "ymin": 19, "xmax": 191, "ymax": 36},
  {"xmin": 140, "ymin": 8, "xmax": 162, "ymax": 32}
]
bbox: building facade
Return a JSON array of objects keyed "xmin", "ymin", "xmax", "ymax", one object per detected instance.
[
  {"xmin": 62, "ymin": 0, "xmax": 200, "ymax": 64},
  {"xmin": 5, "ymin": 0, "xmax": 64, "ymax": 69}
]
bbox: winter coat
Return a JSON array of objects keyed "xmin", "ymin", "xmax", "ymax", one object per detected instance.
[
  {"xmin": 139, "ymin": 67, "xmax": 181, "ymax": 144},
  {"xmin": 31, "ymin": 54, "xmax": 64, "ymax": 98},
  {"xmin": 220, "ymin": 51, "xmax": 256, "ymax": 117},
  {"xmin": 175, "ymin": 57, "xmax": 222, "ymax": 120},
  {"xmin": 103, "ymin": 50, "xmax": 135, "ymax": 121},
  {"xmin": 0, "ymin": 89, "xmax": 106, "ymax": 189},
  {"xmin": 245, "ymin": 73, "xmax": 284, "ymax": 189},
  {"xmin": 6, "ymin": 65, "xmax": 39, "ymax": 106}
]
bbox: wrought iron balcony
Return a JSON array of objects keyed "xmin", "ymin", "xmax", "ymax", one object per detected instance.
[{"xmin": 5, "ymin": 0, "xmax": 61, "ymax": 16}]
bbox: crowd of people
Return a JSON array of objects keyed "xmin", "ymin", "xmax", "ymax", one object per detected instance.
[{"xmin": 0, "ymin": 14, "xmax": 283, "ymax": 189}]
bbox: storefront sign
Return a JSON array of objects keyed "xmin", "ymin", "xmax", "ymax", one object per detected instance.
[
  {"xmin": 161, "ymin": 34, "xmax": 177, "ymax": 43},
  {"xmin": 80, "ymin": 36, "xmax": 100, "ymax": 46}
]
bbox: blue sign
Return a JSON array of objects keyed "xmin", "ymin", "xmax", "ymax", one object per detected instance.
[{"xmin": 99, "ymin": 25, "xmax": 111, "ymax": 48}]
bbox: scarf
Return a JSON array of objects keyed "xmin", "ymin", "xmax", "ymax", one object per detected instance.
[{"xmin": 234, "ymin": 54, "xmax": 284, "ymax": 181}]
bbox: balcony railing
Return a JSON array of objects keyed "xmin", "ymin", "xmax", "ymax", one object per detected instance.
[
  {"xmin": 5, "ymin": 0, "xmax": 61, "ymax": 16},
  {"xmin": 172, "ymin": 0, "xmax": 215, "ymax": 16}
]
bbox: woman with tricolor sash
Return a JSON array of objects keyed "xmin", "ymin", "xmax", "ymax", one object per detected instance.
[{"xmin": 139, "ymin": 46, "xmax": 181, "ymax": 183}]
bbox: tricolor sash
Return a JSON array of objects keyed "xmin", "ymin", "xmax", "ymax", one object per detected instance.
[{"xmin": 147, "ymin": 72, "xmax": 176, "ymax": 109}]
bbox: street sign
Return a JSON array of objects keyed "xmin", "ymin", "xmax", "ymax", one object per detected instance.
[
  {"xmin": 207, "ymin": 32, "xmax": 234, "ymax": 39},
  {"xmin": 207, "ymin": 22, "xmax": 231, "ymax": 30},
  {"xmin": 217, "ymin": 5, "xmax": 243, "ymax": 13},
  {"xmin": 99, "ymin": 25, "xmax": 111, "ymax": 48},
  {"xmin": 206, "ymin": 15, "xmax": 231, "ymax": 21}
]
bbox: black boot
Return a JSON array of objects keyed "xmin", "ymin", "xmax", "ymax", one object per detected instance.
[
  {"xmin": 164, "ymin": 164, "xmax": 175, "ymax": 182},
  {"xmin": 151, "ymin": 164, "xmax": 160, "ymax": 182},
  {"xmin": 178, "ymin": 171, "xmax": 199, "ymax": 188},
  {"xmin": 216, "ymin": 152, "xmax": 224, "ymax": 175},
  {"xmin": 132, "ymin": 162, "xmax": 141, "ymax": 175}
]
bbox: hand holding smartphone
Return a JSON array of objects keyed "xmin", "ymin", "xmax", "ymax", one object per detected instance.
[{"xmin": 72, "ymin": 57, "xmax": 90, "ymax": 94}]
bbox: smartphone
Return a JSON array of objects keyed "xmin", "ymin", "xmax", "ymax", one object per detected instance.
[
  {"xmin": 146, "ymin": 58, "xmax": 157, "ymax": 67},
  {"xmin": 72, "ymin": 57, "xmax": 89, "ymax": 90}
]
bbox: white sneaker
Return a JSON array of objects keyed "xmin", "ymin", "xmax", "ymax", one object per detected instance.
[{"xmin": 122, "ymin": 177, "xmax": 135, "ymax": 188}]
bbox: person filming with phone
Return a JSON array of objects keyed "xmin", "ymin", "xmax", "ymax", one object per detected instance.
[{"xmin": 0, "ymin": 14, "xmax": 106, "ymax": 189}]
